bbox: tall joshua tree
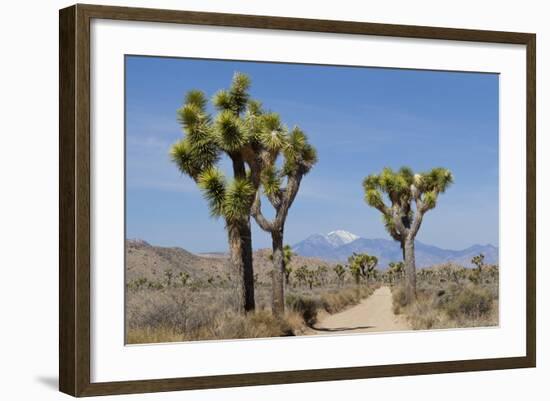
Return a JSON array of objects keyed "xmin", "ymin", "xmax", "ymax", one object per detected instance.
[
  {"xmin": 170, "ymin": 73, "xmax": 264, "ymax": 313},
  {"xmin": 250, "ymin": 127, "xmax": 317, "ymax": 316},
  {"xmin": 363, "ymin": 167, "xmax": 453, "ymax": 303}
]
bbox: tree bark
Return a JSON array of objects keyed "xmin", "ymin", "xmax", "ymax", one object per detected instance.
[
  {"xmin": 227, "ymin": 219, "xmax": 255, "ymax": 314},
  {"xmin": 271, "ymin": 230, "xmax": 285, "ymax": 317},
  {"xmin": 403, "ymin": 237, "xmax": 417, "ymax": 303},
  {"xmin": 227, "ymin": 153, "xmax": 255, "ymax": 313}
]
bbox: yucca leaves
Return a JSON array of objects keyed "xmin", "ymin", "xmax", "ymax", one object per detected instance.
[
  {"xmin": 185, "ymin": 90, "xmax": 208, "ymax": 110},
  {"xmin": 197, "ymin": 168, "xmax": 226, "ymax": 218},
  {"xmin": 261, "ymin": 165, "xmax": 282, "ymax": 198},
  {"xmin": 229, "ymin": 72, "xmax": 251, "ymax": 114},
  {"xmin": 280, "ymin": 127, "xmax": 317, "ymax": 176},
  {"xmin": 258, "ymin": 113, "xmax": 286, "ymax": 152},
  {"xmin": 223, "ymin": 178, "xmax": 255, "ymax": 223},
  {"xmin": 212, "ymin": 90, "xmax": 232, "ymax": 111},
  {"xmin": 212, "ymin": 73, "xmax": 251, "ymax": 115},
  {"xmin": 247, "ymin": 99, "xmax": 263, "ymax": 116},
  {"xmin": 421, "ymin": 167, "xmax": 453, "ymax": 193},
  {"xmin": 365, "ymin": 188, "xmax": 384, "ymax": 210},
  {"xmin": 422, "ymin": 190, "xmax": 437, "ymax": 210},
  {"xmin": 170, "ymin": 137, "xmax": 219, "ymax": 180},
  {"xmin": 197, "ymin": 169, "xmax": 254, "ymax": 223},
  {"xmin": 214, "ymin": 110, "xmax": 246, "ymax": 152},
  {"xmin": 170, "ymin": 139, "xmax": 196, "ymax": 175}
]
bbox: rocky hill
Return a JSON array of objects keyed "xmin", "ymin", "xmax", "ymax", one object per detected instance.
[{"xmin": 126, "ymin": 239, "xmax": 336, "ymax": 285}]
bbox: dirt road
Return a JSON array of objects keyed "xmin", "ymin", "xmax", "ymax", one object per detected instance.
[{"xmin": 311, "ymin": 286, "xmax": 410, "ymax": 334}]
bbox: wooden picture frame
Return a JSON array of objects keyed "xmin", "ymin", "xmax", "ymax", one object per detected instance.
[{"xmin": 59, "ymin": 3, "xmax": 536, "ymax": 397}]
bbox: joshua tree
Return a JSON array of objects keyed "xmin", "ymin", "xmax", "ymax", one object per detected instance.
[
  {"xmin": 295, "ymin": 265, "xmax": 309, "ymax": 288},
  {"xmin": 270, "ymin": 244, "xmax": 295, "ymax": 287},
  {"xmin": 347, "ymin": 253, "xmax": 378, "ymax": 286},
  {"xmin": 164, "ymin": 269, "xmax": 174, "ymax": 287},
  {"xmin": 305, "ymin": 268, "xmax": 316, "ymax": 290},
  {"xmin": 388, "ymin": 261, "xmax": 404, "ymax": 284},
  {"xmin": 363, "ymin": 167, "xmax": 453, "ymax": 303},
  {"xmin": 470, "ymin": 253, "xmax": 485, "ymax": 284},
  {"xmin": 178, "ymin": 271, "xmax": 190, "ymax": 287},
  {"xmin": 250, "ymin": 126, "xmax": 317, "ymax": 316},
  {"xmin": 334, "ymin": 264, "xmax": 346, "ymax": 286},
  {"xmin": 170, "ymin": 73, "xmax": 274, "ymax": 313},
  {"xmin": 349, "ymin": 263, "xmax": 362, "ymax": 286}
]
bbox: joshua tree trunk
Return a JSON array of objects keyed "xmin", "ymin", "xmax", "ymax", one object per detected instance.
[
  {"xmin": 228, "ymin": 155, "xmax": 255, "ymax": 313},
  {"xmin": 227, "ymin": 219, "xmax": 255, "ymax": 313},
  {"xmin": 271, "ymin": 230, "xmax": 285, "ymax": 316},
  {"xmin": 403, "ymin": 237, "xmax": 416, "ymax": 303}
]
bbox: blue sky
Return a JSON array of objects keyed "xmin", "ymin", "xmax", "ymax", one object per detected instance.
[{"xmin": 125, "ymin": 56, "xmax": 499, "ymax": 253}]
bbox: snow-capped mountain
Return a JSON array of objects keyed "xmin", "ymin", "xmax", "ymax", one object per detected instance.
[
  {"xmin": 292, "ymin": 230, "xmax": 498, "ymax": 268},
  {"xmin": 326, "ymin": 230, "xmax": 359, "ymax": 247}
]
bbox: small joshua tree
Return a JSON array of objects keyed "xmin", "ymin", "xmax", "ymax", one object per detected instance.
[
  {"xmin": 388, "ymin": 261, "xmax": 405, "ymax": 285},
  {"xmin": 349, "ymin": 263, "xmax": 362, "ymax": 286},
  {"xmin": 305, "ymin": 268, "xmax": 316, "ymax": 290},
  {"xmin": 472, "ymin": 253, "xmax": 485, "ymax": 271},
  {"xmin": 178, "ymin": 271, "xmax": 190, "ymax": 287},
  {"xmin": 348, "ymin": 253, "xmax": 378, "ymax": 286},
  {"xmin": 334, "ymin": 264, "xmax": 346, "ymax": 286},
  {"xmin": 164, "ymin": 269, "xmax": 174, "ymax": 287},
  {"xmin": 470, "ymin": 253, "xmax": 485, "ymax": 284},
  {"xmin": 295, "ymin": 265, "xmax": 309, "ymax": 288},
  {"xmin": 270, "ymin": 244, "xmax": 295, "ymax": 287},
  {"xmin": 363, "ymin": 167, "xmax": 453, "ymax": 303}
]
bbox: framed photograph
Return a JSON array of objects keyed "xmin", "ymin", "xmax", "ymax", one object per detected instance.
[{"xmin": 59, "ymin": 4, "xmax": 536, "ymax": 397}]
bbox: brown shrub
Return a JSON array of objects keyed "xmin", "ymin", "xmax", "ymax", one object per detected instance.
[
  {"xmin": 392, "ymin": 285, "xmax": 408, "ymax": 314},
  {"xmin": 444, "ymin": 286, "xmax": 493, "ymax": 319}
]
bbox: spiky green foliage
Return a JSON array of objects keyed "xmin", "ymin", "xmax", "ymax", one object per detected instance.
[
  {"xmin": 222, "ymin": 179, "xmax": 255, "ymax": 223},
  {"xmin": 362, "ymin": 166, "xmax": 453, "ymax": 239},
  {"xmin": 261, "ymin": 165, "xmax": 282, "ymax": 198},
  {"xmin": 215, "ymin": 110, "xmax": 246, "ymax": 152},
  {"xmin": 269, "ymin": 244, "xmax": 294, "ymax": 264},
  {"xmin": 170, "ymin": 72, "xmax": 265, "ymax": 223},
  {"xmin": 283, "ymin": 244, "xmax": 294, "ymax": 266},
  {"xmin": 282, "ymin": 127, "xmax": 317, "ymax": 176},
  {"xmin": 213, "ymin": 72, "xmax": 251, "ymax": 115},
  {"xmin": 197, "ymin": 168, "xmax": 226, "ymax": 218},
  {"xmin": 258, "ymin": 113, "xmax": 286, "ymax": 152}
]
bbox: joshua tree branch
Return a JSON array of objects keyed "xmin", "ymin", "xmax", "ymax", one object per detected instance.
[
  {"xmin": 391, "ymin": 204, "xmax": 409, "ymax": 238},
  {"xmin": 409, "ymin": 212, "xmax": 424, "ymax": 239},
  {"xmin": 251, "ymin": 190, "xmax": 275, "ymax": 232}
]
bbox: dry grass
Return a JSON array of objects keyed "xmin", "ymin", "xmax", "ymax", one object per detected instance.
[
  {"xmin": 391, "ymin": 264, "xmax": 499, "ymax": 330},
  {"xmin": 126, "ymin": 282, "xmax": 375, "ymax": 344}
]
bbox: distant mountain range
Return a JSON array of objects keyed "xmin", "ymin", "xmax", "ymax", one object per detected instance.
[{"xmin": 292, "ymin": 230, "xmax": 498, "ymax": 268}]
